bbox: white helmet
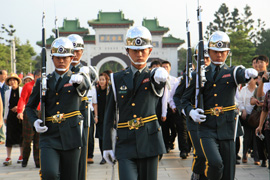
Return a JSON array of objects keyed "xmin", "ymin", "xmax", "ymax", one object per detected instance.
[
  {"xmin": 125, "ymin": 26, "xmax": 153, "ymax": 50},
  {"xmin": 67, "ymin": 34, "xmax": 84, "ymax": 50},
  {"xmin": 208, "ymin": 31, "xmax": 230, "ymax": 51},
  {"xmin": 51, "ymin": 37, "xmax": 74, "ymax": 57},
  {"xmin": 194, "ymin": 41, "xmax": 209, "ymax": 59}
]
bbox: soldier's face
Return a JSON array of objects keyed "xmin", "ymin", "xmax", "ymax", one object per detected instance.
[
  {"xmin": 209, "ymin": 50, "xmax": 229, "ymax": 64},
  {"xmin": 53, "ymin": 56, "xmax": 73, "ymax": 74},
  {"xmin": 73, "ymin": 50, "xmax": 83, "ymax": 63},
  {"xmin": 204, "ymin": 57, "xmax": 211, "ymax": 67},
  {"xmin": 128, "ymin": 48, "xmax": 152, "ymax": 69}
]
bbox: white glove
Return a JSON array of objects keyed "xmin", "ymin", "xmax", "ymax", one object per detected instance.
[
  {"xmin": 154, "ymin": 67, "xmax": 169, "ymax": 84},
  {"xmin": 79, "ymin": 66, "xmax": 89, "ymax": 74},
  {"xmin": 69, "ymin": 74, "xmax": 83, "ymax": 84},
  {"xmin": 103, "ymin": 150, "xmax": 116, "ymax": 165},
  {"xmin": 245, "ymin": 68, "xmax": 258, "ymax": 79},
  {"xmin": 34, "ymin": 119, "xmax": 48, "ymax": 133},
  {"xmin": 189, "ymin": 109, "xmax": 206, "ymax": 122}
]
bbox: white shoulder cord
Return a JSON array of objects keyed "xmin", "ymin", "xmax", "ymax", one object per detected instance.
[{"xmin": 233, "ymin": 65, "xmax": 245, "ymax": 91}]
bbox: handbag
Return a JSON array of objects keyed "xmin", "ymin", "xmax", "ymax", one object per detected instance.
[{"xmin": 247, "ymin": 106, "xmax": 261, "ymax": 128}]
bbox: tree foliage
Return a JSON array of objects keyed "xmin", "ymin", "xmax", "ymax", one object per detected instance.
[
  {"xmin": 0, "ymin": 24, "xmax": 37, "ymax": 75},
  {"xmin": 256, "ymin": 29, "xmax": 270, "ymax": 58},
  {"xmin": 204, "ymin": 3, "xmax": 264, "ymax": 68}
]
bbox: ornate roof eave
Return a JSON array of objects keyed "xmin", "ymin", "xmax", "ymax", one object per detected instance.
[
  {"xmin": 162, "ymin": 43, "xmax": 182, "ymax": 48},
  {"xmin": 89, "ymin": 23, "xmax": 132, "ymax": 28},
  {"xmin": 84, "ymin": 40, "xmax": 95, "ymax": 44}
]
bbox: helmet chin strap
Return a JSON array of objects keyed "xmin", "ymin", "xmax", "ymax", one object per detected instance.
[
  {"xmin": 55, "ymin": 68, "xmax": 67, "ymax": 72},
  {"xmin": 127, "ymin": 51, "xmax": 151, "ymax": 66},
  {"xmin": 71, "ymin": 60, "xmax": 80, "ymax": 64}
]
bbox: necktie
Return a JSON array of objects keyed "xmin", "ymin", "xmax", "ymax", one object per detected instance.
[
  {"xmin": 71, "ymin": 66, "xmax": 76, "ymax": 72},
  {"xmin": 133, "ymin": 71, "xmax": 140, "ymax": 88},
  {"xmin": 55, "ymin": 77, "xmax": 62, "ymax": 91},
  {"xmin": 213, "ymin": 66, "xmax": 220, "ymax": 80}
]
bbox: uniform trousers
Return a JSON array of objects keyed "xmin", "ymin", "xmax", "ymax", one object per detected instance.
[
  {"xmin": 118, "ymin": 156, "xmax": 158, "ymax": 180},
  {"xmin": 22, "ymin": 112, "xmax": 40, "ymax": 166},
  {"xmin": 175, "ymin": 112, "xmax": 189, "ymax": 153},
  {"xmin": 200, "ymin": 138, "xmax": 235, "ymax": 180},
  {"xmin": 78, "ymin": 126, "xmax": 89, "ymax": 180},
  {"xmin": 188, "ymin": 131, "xmax": 206, "ymax": 176},
  {"xmin": 40, "ymin": 147, "xmax": 80, "ymax": 180},
  {"xmin": 88, "ymin": 111, "xmax": 95, "ymax": 159}
]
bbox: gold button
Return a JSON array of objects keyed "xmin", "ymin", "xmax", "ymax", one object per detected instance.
[
  {"xmin": 132, "ymin": 103, "xmax": 135, "ymax": 106},
  {"xmin": 56, "ymin": 93, "xmax": 58, "ymax": 95},
  {"xmin": 68, "ymin": 90, "xmax": 71, "ymax": 93},
  {"xmin": 213, "ymin": 84, "xmax": 216, "ymax": 87},
  {"xmin": 57, "ymin": 111, "xmax": 60, "ymax": 114},
  {"xmin": 158, "ymin": 127, "xmax": 161, "ymax": 131},
  {"xmin": 235, "ymin": 117, "xmax": 237, "ymax": 120},
  {"xmin": 121, "ymin": 95, "xmax": 124, "ymax": 98},
  {"xmin": 215, "ymin": 104, "xmax": 218, "ymax": 106},
  {"xmin": 133, "ymin": 114, "xmax": 137, "ymax": 118},
  {"xmin": 78, "ymin": 122, "xmax": 81, "ymax": 125},
  {"xmin": 72, "ymin": 72, "xmax": 75, "ymax": 74},
  {"xmin": 227, "ymin": 82, "xmax": 229, "ymax": 84},
  {"xmin": 86, "ymin": 106, "xmax": 88, "ymax": 108},
  {"xmin": 145, "ymin": 87, "xmax": 147, "ymax": 90},
  {"xmin": 56, "ymin": 102, "xmax": 59, "ymax": 105},
  {"xmin": 214, "ymin": 94, "xmax": 217, "ymax": 97}
]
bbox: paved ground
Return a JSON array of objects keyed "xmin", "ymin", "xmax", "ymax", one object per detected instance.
[{"xmin": 0, "ymin": 140, "xmax": 269, "ymax": 180}]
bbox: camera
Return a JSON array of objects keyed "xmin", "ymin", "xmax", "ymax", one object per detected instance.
[
  {"xmin": 258, "ymin": 71, "xmax": 270, "ymax": 83},
  {"xmin": 257, "ymin": 133, "xmax": 265, "ymax": 141}
]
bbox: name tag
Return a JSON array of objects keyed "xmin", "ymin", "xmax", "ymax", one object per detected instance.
[
  {"xmin": 142, "ymin": 78, "xmax": 150, "ymax": 84},
  {"xmin": 64, "ymin": 83, "xmax": 72, "ymax": 87},
  {"xmin": 222, "ymin": 74, "xmax": 231, "ymax": 78}
]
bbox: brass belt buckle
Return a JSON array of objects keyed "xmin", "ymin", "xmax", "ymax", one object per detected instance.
[
  {"xmin": 128, "ymin": 117, "xmax": 144, "ymax": 130},
  {"xmin": 52, "ymin": 113, "xmax": 65, "ymax": 123},
  {"xmin": 210, "ymin": 107, "xmax": 223, "ymax": 117}
]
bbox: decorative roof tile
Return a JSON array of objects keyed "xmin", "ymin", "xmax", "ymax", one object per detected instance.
[{"xmin": 88, "ymin": 11, "xmax": 133, "ymax": 28}]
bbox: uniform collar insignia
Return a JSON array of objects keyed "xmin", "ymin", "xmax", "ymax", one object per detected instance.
[{"xmin": 120, "ymin": 85, "xmax": 127, "ymax": 90}]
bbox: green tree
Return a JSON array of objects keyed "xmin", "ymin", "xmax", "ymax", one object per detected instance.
[
  {"xmin": 229, "ymin": 25, "xmax": 256, "ymax": 68},
  {"xmin": 15, "ymin": 39, "xmax": 36, "ymax": 74},
  {"xmin": 205, "ymin": 3, "xmax": 230, "ymax": 39},
  {"xmin": 256, "ymin": 29, "xmax": 270, "ymax": 58},
  {"xmin": 0, "ymin": 44, "xmax": 10, "ymax": 71}
]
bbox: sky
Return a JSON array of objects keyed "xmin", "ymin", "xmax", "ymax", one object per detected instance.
[{"xmin": 1, "ymin": 0, "xmax": 270, "ymax": 54}]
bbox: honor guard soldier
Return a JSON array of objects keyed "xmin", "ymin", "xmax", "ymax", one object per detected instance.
[
  {"xmin": 67, "ymin": 34, "xmax": 97, "ymax": 180},
  {"xmin": 103, "ymin": 26, "xmax": 168, "ymax": 180},
  {"xmin": 181, "ymin": 31, "xmax": 258, "ymax": 180},
  {"xmin": 26, "ymin": 37, "xmax": 90, "ymax": 180},
  {"xmin": 173, "ymin": 42, "xmax": 210, "ymax": 180}
]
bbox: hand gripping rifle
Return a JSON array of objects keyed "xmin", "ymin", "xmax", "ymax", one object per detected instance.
[
  {"xmin": 185, "ymin": 5, "xmax": 193, "ymax": 88},
  {"xmin": 40, "ymin": 12, "xmax": 47, "ymax": 126},
  {"xmin": 195, "ymin": 0, "xmax": 206, "ymax": 109}
]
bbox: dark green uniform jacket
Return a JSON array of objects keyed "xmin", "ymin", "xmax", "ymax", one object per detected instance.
[
  {"xmin": 103, "ymin": 67, "xmax": 166, "ymax": 159},
  {"xmin": 181, "ymin": 64, "xmax": 247, "ymax": 140},
  {"xmin": 26, "ymin": 70, "xmax": 90, "ymax": 150}
]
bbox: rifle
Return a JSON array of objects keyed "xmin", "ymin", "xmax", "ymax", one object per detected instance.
[
  {"xmin": 195, "ymin": 0, "xmax": 206, "ymax": 109},
  {"xmin": 185, "ymin": 5, "xmax": 193, "ymax": 88},
  {"xmin": 54, "ymin": 16, "xmax": 59, "ymax": 38},
  {"xmin": 41, "ymin": 12, "xmax": 47, "ymax": 125}
]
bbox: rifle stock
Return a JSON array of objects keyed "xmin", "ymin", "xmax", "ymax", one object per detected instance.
[{"xmin": 41, "ymin": 12, "xmax": 47, "ymax": 125}]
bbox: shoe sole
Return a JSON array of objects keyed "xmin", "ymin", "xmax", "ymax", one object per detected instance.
[{"xmin": 3, "ymin": 161, "xmax": 12, "ymax": 166}]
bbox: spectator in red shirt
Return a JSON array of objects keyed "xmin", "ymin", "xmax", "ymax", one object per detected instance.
[{"xmin": 17, "ymin": 70, "xmax": 41, "ymax": 168}]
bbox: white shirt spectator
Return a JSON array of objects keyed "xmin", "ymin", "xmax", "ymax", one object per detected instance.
[
  {"xmin": 168, "ymin": 76, "xmax": 182, "ymax": 109},
  {"xmin": 237, "ymin": 85, "xmax": 256, "ymax": 114}
]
